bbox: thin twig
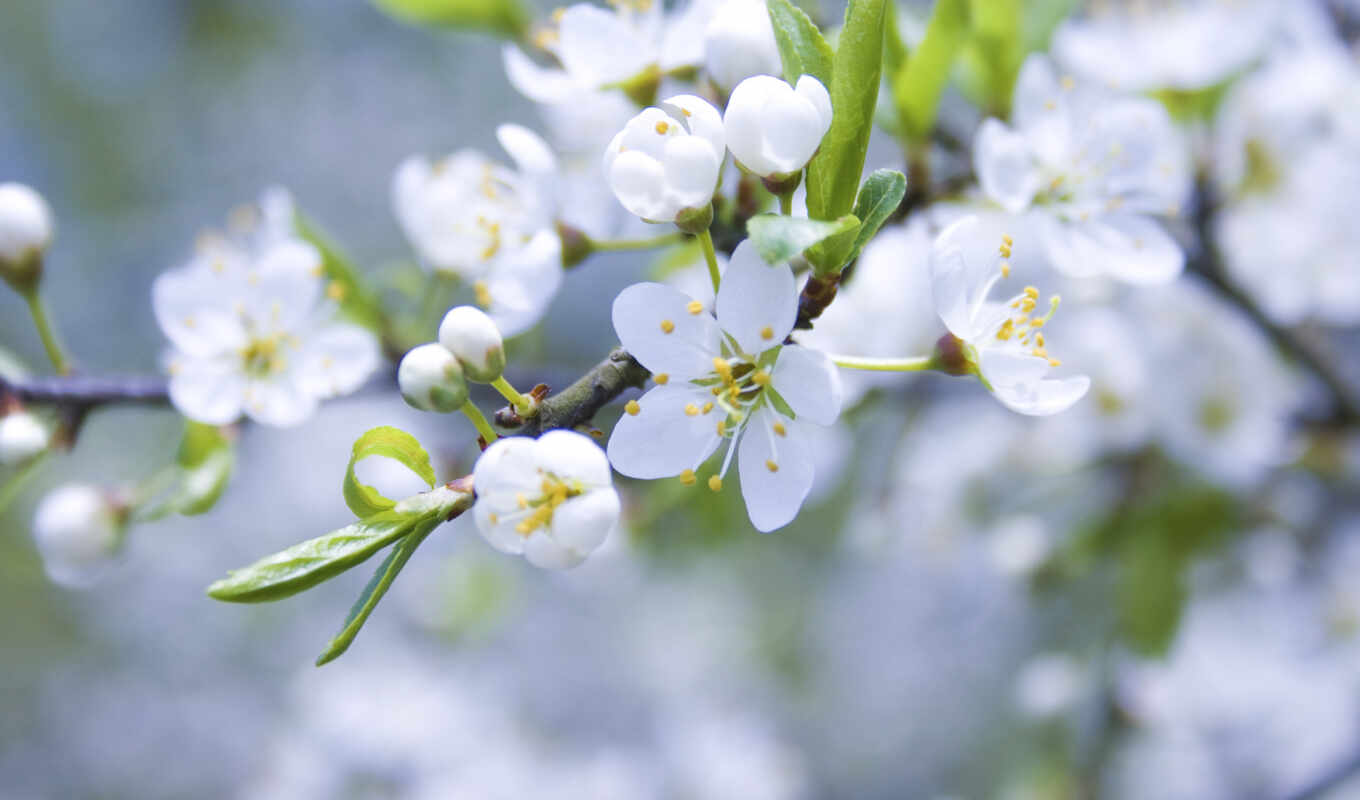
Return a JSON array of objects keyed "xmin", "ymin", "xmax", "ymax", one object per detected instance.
[
  {"xmin": 0, "ymin": 374, "xmax": 170, "ymax": 407},
  {"xmin": 496, "ymin": 348, "xmax": 650, "ymax": 437}
]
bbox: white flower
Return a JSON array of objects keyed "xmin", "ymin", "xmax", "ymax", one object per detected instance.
[
  {"xmin": 0, "ymin": 182, "xmax": 53, "ymax": 284},
  {"xmin": 930, "ymin": 215, "xmax": 1090, "ymax": 416},
  {"xmin": 973, "ymin": 55, "xmax": 1190, "ymax": 285},
  {"xmin": 437, "ymin": 305, "xmax": 507, "ymax": 383},
  {"xmin": 703, "ymin": 0, "xmax": 782, "ymax": 89},
  {"xmin": 393, "ymin": 124, "xmax": 564, "ymax": 337},
  {"xmin": 724, "ymin": 75, "xmax": 832, "ymax": 179},
  {"xmin": 153, "ymin": 192, "xmax": 380, "ymax": 427},
  {"xmin": 32, "ymin": 484, "xmax": 125, "ymax": 588},
  {"xmin": 0, "ymin": 410, "xmax": 49, "ymax": 465},
  {"xmin": 603, "ymin": 94, "xmax": 725, "ymax": 223},
  {"xmin": 398, "ymin": 343, "xmax": 468, "ymax": 413},
  {"xmin": 1051, "ymin": 0, "xmax": 1281, "ymax": 91},
  {"xmin": 472, "ymin": 430, "xmax": 621, "ymax": 569},
  {"xmin": 607, "ymin": 240, "xmax": 843, "ymax": 532}
]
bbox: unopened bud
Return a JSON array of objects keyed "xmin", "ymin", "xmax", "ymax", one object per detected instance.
[
  {"xmin": 398, "ymin": 343, "xmax": 469, "ymax": 413},
  {"xmin": 0, "ymin": 182, "xmax": 54, "ymax": 292},
  {"xmin": 0, "ymin": 411, "xmax": 50, "ymax": 465},
  {"xmin": 32, "ymin": 484, "xmax": 126, "ymax": 588},
  {"xmin": 931, "ymin": 332, "xmax": 976, "ymax": 376},
  {"xmin": 673, "ymin": 202, "xmax": 714, "ymax": 235},
  {"xmin": 438, "ymin": 305, "xmax": 506, "ymax": 383}
]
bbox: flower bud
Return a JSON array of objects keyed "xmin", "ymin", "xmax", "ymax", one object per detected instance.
[
  {"xmin": 603, "ymin": 95, "xmax": 725, "ymax": 224},
  {"xmin": 32, "ymin": 484, "xmax": 126, "ymax": 588},
  {"xmin": 438, "ymin": 305, "xmax": 506, "ymax": 383},
  {"xmin": 703, "ymin": 0, "xmax": 783, "ymax": 90},
  {"xmin": 0, "ymin": 411, "xmax": 50, "ymax": 465},
  {"xmin": 0, "ymin": 182, "xmax": 54, "ymax": 291},
  {"xmin": 398, "ymin": 343, "xmax": 469, "ymax": 413},
  {"xmin": 724, "ymin": 75, "xmax": 833, "ymax": 179}
]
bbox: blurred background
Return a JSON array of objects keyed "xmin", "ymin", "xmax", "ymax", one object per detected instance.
[{"xmin": 2, "ymin": 0, "xmax": 1360, "ymax": 798}]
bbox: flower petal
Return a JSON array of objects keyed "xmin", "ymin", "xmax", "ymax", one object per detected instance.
[
  {"xmin": 537, "ymin": 429, "xmax": 613, "ymax": 487},
  {"xmin": 496, "ymin": 124, "xmax": 557, "ymax": 178},
  {"xmin": 606, "ymin": 385, "xmax": 722, "ymax": 479},
  {"xmin": 523, "ymin": 531, "xmax": 583, "ymax": 569},
  {"xmin": 994, "ymin": 375, "xmax": 1091, "ymax": 416},
  {"xmin": 152, "ymin": 267, "xmax": 248, "ymax": 357},
  {"xmin": 661, "ymin": 135, "xmax": 721, "ymax": 210},
  {"xmin": 243, "ymin": 375, "xmax": 318, "ymax": 428},
  {"xmin": 607, "ymin": 149, "xmax": 669, "ymax": 221},
  {"xmin": 714, "ymin": 240, "xmax": 797, "ymax": 356},
  {"xmin": 737, "ymin": 404, "xmax": 814, "ymax": 532},
  {"xmin": 612, "ymin": 282, "xmax": 722, "ymax": 379},
  {"xmin": 474, "ymin": 500, "xmax": 526, "ymax": 555},
  {"xmin": 771, "ymin": 345, "xmax": 842, "ymax": 426},
  {"xmin": 550, "ymin": 488, "xmax": 620, "ymax": 555},
  {"xmin": 558, "ymin": 4, "xmax": 652, "ymax": 88},
  {"xmin": 1041, "ymin": 213, "xmax": 1184, "ymax": 285},
  {"xmin": 296, "ymin": 323, "xmax": 380, "ymax": 398},
  {"xmin": 485, "ymin": 230, "xmax": 564, "ymax": 337},
  {"xmin": 974, "ymin": 118, "xmax": 1041, "ymax": 214},
  {"xmin": 930, "ymin": 215, "xmax": 989, "ymax": 339},
  {"xmin": 167, "ymin": 355, "xmax": 245, "ymax": 425}
]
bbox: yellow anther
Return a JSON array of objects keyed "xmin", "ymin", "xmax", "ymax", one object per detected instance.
[
  {"xmin": 474, "ymin": 280, "xmax": 493, "ymax": 308},
  {"xmin": 760, "ymin": 325, "xmax": 775, "ymax": 341},
  {"xmin": 765, "ymin": 459, "xmax": 779, "ymax": 473},
  {"xmin": 773, "ymin": 422, "xmax": 787, "ymax": 437},
  {"xmin": 707, "ymin": 476, "xmax": 723, "ymax": 492},
  {"xmin": 728, "ymin": 385, "xmax": 740, "ymax": 401},
  {"xmin": 655, "ymin": 121, "xmax": 670, "ymax": 135},
  {"xmin": 625, "ymin": 399, "xmax": 641, "ymax": 416},
  {"xmin": 752, "ymin": 370, "xmax": 771, "ymax": 386},
  {"xmin": 1000, "ymin": 260, "xmax": 1011, "ymax": 277},
  {"xmin": 680, "ymin": 469, "xmax": 696, "ymax": 486},
  {"xmin": 1021, "ymin": 298, "xmax": 1037, "ymax": 313},
  {"xmin": 701, "ymin": 401, "xmax": 714, "ymax": 414},
  {"xmin": 327, "ymin": 281, "xmax": 347, "ymax": 301},
  {"xmin": 687, "ymin": 300, "xmax": 703, "ymax": 315},
  {"xmin": 1034, "ymin": 333, "xmax": 1045, "ymax": 347},
  {"xmin": 516, "ymin": 492, "xmax": 529, "ymax": 509},
  {"xmin": 1032, "ymin": 347, "xmax": 1048, "ymax": 359},
  {"xmin": 660, "ymin": 319, "xmax": 675, "ymax": 334},
  {"xmin": 1044, "ymin": 100, "xmax": 1057, "ymax": 111},
  {"xmin": 996, "ymin": 319, "xmax": 1015, "ymax": 341},
  {"xmin": 653, "ymin": 373, "xmax": 669, "ymax": 385},
  {"xmin": 1061, "ymin": 75, "xmax": 1075, "ymax": 90},
  {"xmin": 711, "ymin": 386, "xmax": 722, "ymax": 396},
  {"xmin": 488, "ymin": 512, "xmax": 499, "ymax": 524},
  {"xmin": 712, "ymin": 357, "xmax": 732, "ymax": 379},
  {"xmin": 716, "ymin": 419, "xmax": 726, "ymax": 436},
  {"xmin": 1002, "ymin": 234, "xmax": 1014, "ymax": 246},
  {"xmin": 1024, "ymin": 286, "xmax": 1040, "ymax": 299},
  {"xmin": 1048, "ymin": 358, "xmax": 1062, "ymax": 367},
  {"xmin": 1029, "ymin": 317, "xmax": 1046, "ymax": 329},
  {"xmin": 684, "ymin": 403, "xmax": 700, "ymax": 416}
]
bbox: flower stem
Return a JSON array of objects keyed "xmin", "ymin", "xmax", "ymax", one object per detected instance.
[
  {"xmin": 460, "ymin": 402, "xmax": 499, "ymax": 444},
  {"xmin": 830, "ymin": 354, "xmax": 934, "ymax": 372},
  {"xmin": 22, "ymin": 289, "xmax": 71, "ymax": 375},
  {"xmin": 591, "ymin": 232, "xmax": 683, "ymax": 252},
  {"xmin": 779, "ymin": 192, "xmax": 793, "ymax": 215},
  {"xmin": 490, "ymin": 376, "xmax": 533, "ymax": 417},
  {"xmin": 698, "ymin": 229, "xmax": 720, "ymax": 292}
]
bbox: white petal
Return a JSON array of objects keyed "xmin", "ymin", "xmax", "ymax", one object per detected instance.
[
  {"xmin": 296, "ymin": 323, "xmax": 380, "ymax": 398},
  {"xmin": 473, "ymin": 435, "xmax": 541, "ymax": 502},
  {"xmin": 714, "ymin": 240, "xmax": 797, "ymax": 356},
  {"xmin": 661, "ymin": 94, "xmax": 725, "ymax": 157},
  {"xmin": 501, "ymin": 44, "xmax": 576, "ymax": 103},
  {"xmin": 167, "ymin": 355, "xmax": 245, "ymax": 425},
  {"xmin": 995, "ymin": 375, "xmax": 1091, "ymax": 416},
  {"xmin": 771, "ymin": 345, "xmax": 842, "ymax": 425},
  {"xmin": 474, "ymin": 500, "xmax": 526, "ymax": 555},
  {"xmin": 737, "ymin": 404, "xmax": 814, "ymax": 532},
  {"xmin": 661, "ymin": 135, "xmax": 721, "ymax": 210},
  {"xmin": 606, "ymin": 385, "xmax": 722, "ymax": 479},
  {"xmin": 243, "ymin": 376, "xmax": 318, "ymax": 427},
  {"xmin": 929, "ymin": 215, "xmax": 988, "ymax": 339},
  {"xmin": 496, "ymin": 123, "xmax": 557, "ymax": 178},
  {"xmin": 608, "ymin": 149, "xmax": 670, "ymax": 221},
  {"xmin": 1042, "ymin": 213, "xmax": 1184, "ymax": 285},
  {"xmin": 722, "ymin": 79, "xmax": 776, "ymax": 174},
  {"xmin": 979, "ymin": 348, "xmax": 1051, "ymax": 388},
  {"xmin": 974, "ymin": 119, "xmax": 1040, "ymax": 214},
  {"xmin": 536, "ymin": 429, "xmax": 613, "ymax": 487},
  {"xmin": 558, "ymin": 4, "xmax": 652, "ymax": 88},
  {"xmin": 485, "ymin": 230, "xmax": 564, "ymax": 337},
  {"xmin": 1012, "ymin": 54, "xmax": 1072, "ymax": 166},
  {"xmin": 524, "ymin": 532, "xmax": 584, "ymax": 569},
  {"xmin": 760, "ymin": 90, "xmax": 826, "ymax": 174},
  {"xmin": 152, "ymin": 267, "xmax": 248, "ymax": 357},
  {"xmin": 549, "ymin": 488, "xmax": 620, "ymax": 555},
  {"xmin": 794, "ymin": 75, "xmax": 833, "ymax": 131},
  {"xmin": 612, "ymin": 282, "xmax": 722, "ymax": 379}
]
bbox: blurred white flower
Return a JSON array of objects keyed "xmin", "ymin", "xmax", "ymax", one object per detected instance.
[
  {"xmin": 724, "ymin": 75, "xmax": 832, "ymax": 179},
  {"xmin": 608, "ymin": 240, "xmax": 842, "ymax": 532},
  {"xmin": 0, "ymin": 181, "xmax": 53, "ymax": 286},
  {"xmin": 153, "ymin": 191, "xmax": 380, "ymax": 427},
  {"xmin": 703, "ymin": 0, "xmax": 783, "ymax": 89},
  {"xmin": 394, "ymin": 124, "xmax": 564, "ymax": 337},
  {"xmin": 397, "ymin": 343, "xmax": 468, "ymax": 413},
  {"xmin": 1014, "ymin": 653, "xmax": 1084, "ymax": 719},
  {"xmin": 987, "ymin": 515, "xmax": 1052, "ymax": 578},
  {"xmin": 974, "ymin": 55, "xmax": 1189, "ymax": 285},
  {"xmin": 603, "ymin": 94, "xmax": 725, "ymax": 224},
  {"xmin": 437, "ymin": 305, "xmax": 507, "ymax": 383},
  {"xmin": 1051, "ymin": 0, "xmax": 1281, "ymax": 91},
  {"xmin": 930, "ymin": 216, "xmax": 1090, "ymax": 416},
  {"xmin": 32, "ymin": 483, "xmax": 125, "ymax": 587},
  {"xmin": 0, "ymin": 410, "xmax": 49, "ymax": 465},
  {"xmin": 473, "ymin": 430, "xmax": 621, "ymax": 569}
]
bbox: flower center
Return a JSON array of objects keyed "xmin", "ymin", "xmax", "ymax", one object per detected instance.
[
  {"xmin": 511, "ymin": 473, "xmax": 585, "ymax": 536},
  {"xmin": 239, "ymin": 335, "xmax": 289, "ymax": 378}
]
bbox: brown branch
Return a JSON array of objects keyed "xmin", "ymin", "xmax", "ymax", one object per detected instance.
[
  {"xmin": 0, "ymin": 374, "xmax": 170, "ymax": 408},
  {"xmin": 494, "ymin": 348, "xmax": 650, "ymax": 437}
]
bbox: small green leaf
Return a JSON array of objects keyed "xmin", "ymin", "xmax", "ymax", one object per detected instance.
[
  {"xmin": 295, "ymin": 213, "xmax": 386, "ymax": 333},
  {"xmin": 805, "ymin": 0, "xmax": 887, "ymax": 229},
  {"xmin": 371, "ymin": 0, "xmax": 530, "ymax": 39},
  {"xmin": 173, "ymin": 422, "xmax": 235, "ymax": 516},
  {"xmin": 343, "ymin": 426, "xmax": 436, "ymax": 520},
  {"xmin": 844, "ymin": 170, "xmax": 907, "ymax": 266},
  {"xmin": 315, "ymin": 519, "xmax": 438, "ymax": 666},
  {"xmin": 766, "ymin": 0, "xmax": 834, "ymax": 87},
  {"xmin": 893, "ymin": 0, "xmax": 970, "ymax": 144},
  {"xmin": 747, "ymin": 214, "xmax": 860, "ymax": 265}
]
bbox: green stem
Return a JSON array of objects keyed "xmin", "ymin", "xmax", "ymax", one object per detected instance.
[
  {"xmin": 591, "ymin": 232, "xmax": 683, "ymax": 252},
  {"xmin": 831, "ymin": 354, "xmax": 934, "ymax": 372},
  {"xmin": 698, "ymin": 229, "xmax": 721, "ymax": 292},
  {"xmin": 460, "ymin": 402, "xmax": 499, "ymax": 444},
  {"xmin": 490, "ymin": 376, "xmax": 533, "ymax": 417},
  {"xmin": 22, "ymin": 289, "xmax": 71, "ymax": 375},
  {"xmin": 779, "ymin": 192, "xmax": 793, "ymax": 215}
]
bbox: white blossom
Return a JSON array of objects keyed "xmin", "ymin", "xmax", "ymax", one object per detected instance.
[
  {"xmin": 603, "ymin": 94, "xmax": 725, "ymax": 224},
  {"xmin": 930, "ymin": 215, "xmax": 1090, "ymax": 416},
  {"xmin": 607, "ymin": 240, "xmax": 843, "ymax": 532},
  {"xmin": 153, "ymin": 192, "xmax": 380, "ymax": 427},
  {"xmin": 472, "ymin": 430, "xmax": 621, "ymax": 569},
  {"xmin": 703, "ymin": 0, "xmax": 783, "ymax": 90},
  {"xmin": 393, "ymin": 124, "xmax": 564, "ymax": 336},
  {"xmin": 724, "ymin": 74, "xmax": 832, "ymax": 179},
  {"xmin": 0, "ymin": 182, "xmax": 53, "ymax": 283},
  {"xmin": 973, "ymin": 54, "xmax": 1190, "ymax": 285},
  {"xmin": 32, "ymin": 484, "xmax": 125, "ymax": 588},
  {"xmin": 0, "ymin": 410, "xmax": 49, "ymax": 465},
  {"xmin": 398, "ymin": 343, "xmax": 468, "ymax": 413},
  {"xmin": 437, "ymin": 305, "xmax": 506, "ymax": 383}
]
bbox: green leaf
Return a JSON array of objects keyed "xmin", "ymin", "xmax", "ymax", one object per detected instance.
[
  {"xmin": 892, "ymin": 0, "xmax": 970, "ymax": 144},
  {"xmin": 173, "ymin": 422, "xmax": 235, "ymax": 516},
  {"xmin": 804, "ymin": 0, "xmax": 886, "ymax": 272},
  {"xmin": 315, "ymin": 519, "xmax": 438, "ymax": 666},
  {"xmin": 746, "ymin": 214, "xmax": 860, "ymax": 265},
  {"xmin": 765, "ymin": 0, "xmax": 834, "ymax": 87},
  {"xmin": 844, "ymin": 170, "xmax": 907, "ymax": 266},
  {"xmin": 964, "ymin": 0, "xmax": 1022, "ymax": 117},
  {"xmin": 294, "ymin": 213, "xmax": 386, "ymax": 333},
  {"xmin": 371, "ymin": 0, "xmax": 530, "ymax": 39},
  {"xmin": 343, "ymin": 426, "xmax": 436, "ymax": 520}
]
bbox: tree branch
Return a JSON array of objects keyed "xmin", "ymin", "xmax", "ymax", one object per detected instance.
[
  {"xmin": 495, "ymin": 347, "xmax": 650, "ymax": 437},
  {"xmin": 0, "ymin": 374, "xmax": 170, "ymax": 408}
]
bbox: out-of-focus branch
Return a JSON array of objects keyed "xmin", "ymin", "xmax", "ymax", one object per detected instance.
[
  {"xmin": 0, "ymin": 374, "xmax": 170, "ymax": 408},
  {"xmin": 1283, "ymin": 750, "xmax": 1360, "ymax": 800},
  {"xmin": 1189, "ymin": 181, "xmax": 1360, "ymax": 427},
  {"xmin": 495, "ymin": 348, "xmax": 650, "ymax": 437}
]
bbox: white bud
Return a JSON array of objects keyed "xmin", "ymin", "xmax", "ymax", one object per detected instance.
[
  {"xmin": 398, "ymin": 343, "xmax": 469, "ymax": 412},
  {"xmin": 472, "ymin": 430, "xmax": 620, "ymax": 569},
  {"xmin": 602, "ymin": 95, "xmax": 725, "ymax": 224},
  {"xmin": 0, "ymin": 411, "xmax": 50, "ymax": 465},
  {"xmin": 724, "ymin": 75, "xmax": 833, "ymax": 179},
  {"xmin": 703, "ymin": 0, "xmax": 783, "ymax": 90},
  {"xmin": 0, "ymin": 182, "xmax": 54, "ymax": 288},
  {"xmin": 438, "ymin": 305, "xmax": 506, "ymax": 383},
  {"xmin": 32, "ymin": 484, "xmax": 125, "ymax": 588}
]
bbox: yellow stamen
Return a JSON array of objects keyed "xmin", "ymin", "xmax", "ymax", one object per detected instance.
[
  {"xmin": 752, "ymin": 370, "xmax": 771, "ymax": 386},
  {"xmin": 655, "ymin": 121, "xmax": 669, "ymax": 135},
  {"xmin": 625, "ymin": 399, "xmax": 641, "ymax": 416},
  {"xmin": 684, "ymin": 403, "xmax": 700, "ymax": 416},
  {"xmin": 760, "ymin": 325, "xmax": 774, "ymax": 341},
  {"xmin": 687, "ymin": 300, "xmax": 703, "ymax": 315},
  {"xmin": 773, "ymin": 422, "xmax": 787, "ymax": 437},
  {"xmin": 707, "ymin": 476, "xmax": 722, "ymax": 492},
  {"xmin": 660, "ymin": 319, "xmax": 675, "ymax": 334},
  {"xmin": 653, "ymin": 373, "xmax": 669, "ymax": 385},
  {"xmin": 474, "ymin": 280, "xmax": 493, "ymax": 308},
  {"xmin": 701, "ymin": 401, "xmax": 714, "ymax": 414},
  {"xmin": 765, "ymin": 460, "xmax": 779, "ymax": 472},
  {"xmin": 680, "ymin": 469, "xmax": 696, "ymax": 486}
]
